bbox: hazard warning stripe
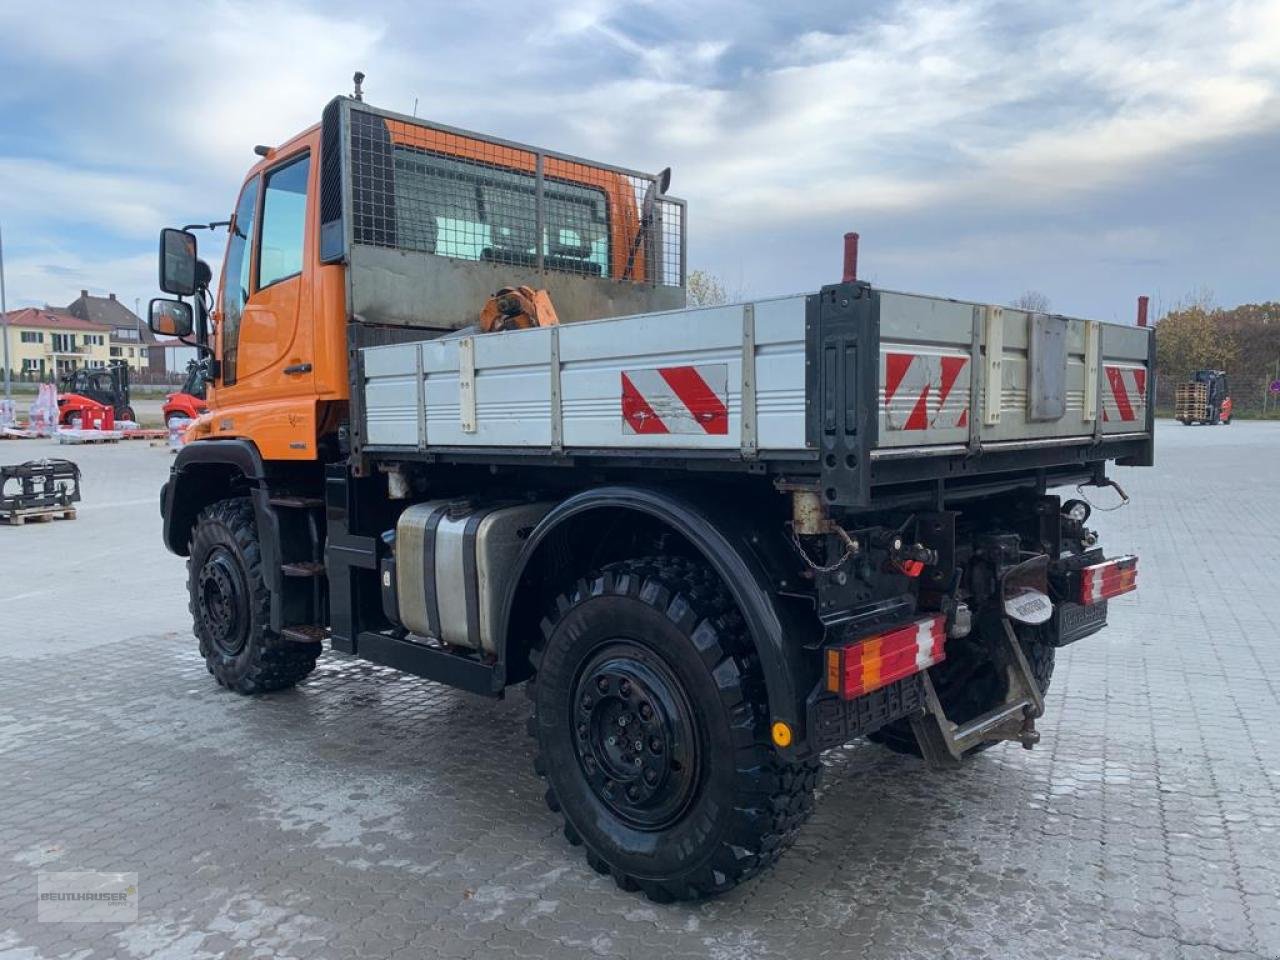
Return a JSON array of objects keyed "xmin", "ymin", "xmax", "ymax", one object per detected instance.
[
  {"xmin": 882, "ymin": 351, "xmax": 970, "ymax": 432},
  {"xmin": 620, "ymin": 372, "xmax": 669, "ymax": 434},
  {"xmin": 621, "ymin": 364, "xmax": 729, "ymax": 435},
  {"xmin": 1103, "ymin": 365, "xmax": 1148, "ymax": 423}
]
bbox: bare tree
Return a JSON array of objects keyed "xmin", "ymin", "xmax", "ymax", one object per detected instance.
[
  {"xmin": 1011, "ymin": 290, "xmax": 1051, "ymax": 313},
  {"xmin": 686, "ymin": 269, "xmax": 729, "ymax": 308}
]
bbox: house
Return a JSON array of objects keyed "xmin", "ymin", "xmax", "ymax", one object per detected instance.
[
  {"xmin": 64, "ymin": 289, "xmax": 153, "ymax": 373},
  {"xmin": 2, "ymin": 307, "xmax": 113, "ymax": 378},
  {"xmin": 151, "ymin": 336, "xmax": 199, "ymax": 375}
]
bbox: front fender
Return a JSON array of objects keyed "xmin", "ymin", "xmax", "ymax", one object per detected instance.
[{"xmin": 500, "ymin": 484, "xmax": 819, "ymax": 758}]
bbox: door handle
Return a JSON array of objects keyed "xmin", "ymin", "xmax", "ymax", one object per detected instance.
[{"xmin": 283, "ymin": 363, "xmax": 312, "ymax": 375}]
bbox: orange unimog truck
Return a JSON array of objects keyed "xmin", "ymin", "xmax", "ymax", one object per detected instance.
[{"xmin": 151, "ymin": 81, "xmax": 1153, "ymax": 902}]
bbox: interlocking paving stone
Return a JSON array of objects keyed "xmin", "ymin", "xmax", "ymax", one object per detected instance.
[{"xmin": 1, "ymin": 422, "xmax": 1278, "ymax": 958}]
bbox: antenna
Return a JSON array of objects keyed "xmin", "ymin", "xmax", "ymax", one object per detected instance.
[{"xmin": 352, "ymin": 71, "xmax": 365, "ymax": 101}]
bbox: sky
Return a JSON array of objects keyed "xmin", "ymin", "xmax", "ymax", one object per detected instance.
[{"xmin": 0, "ymin": 0, "xmax": 1277, "ymax": 325}]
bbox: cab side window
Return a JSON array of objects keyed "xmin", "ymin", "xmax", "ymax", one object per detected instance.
[
  {"xmin": 258, "ymin": 153, "xmax": 310, "ymax": 289},
  {"xmin": 221, "ymin": 176, "xmax": 260, "ymax": 385}
]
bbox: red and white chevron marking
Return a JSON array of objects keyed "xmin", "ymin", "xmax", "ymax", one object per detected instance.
[
  {"xmin": 1103, "ymin": 365, "xmax": 1148, "ymax": 423},
  {"xmin": 882, "ymin": 352, "xmax": 970, "ymax": 432},
  {"xmin": 621, "ymin": 364, "xmax": 729, "ymax": 435}
]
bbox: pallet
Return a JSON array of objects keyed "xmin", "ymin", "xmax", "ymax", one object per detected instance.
[
  {"xmin": 57, "ymin": 429, "xmax": 123, "ymax": 445},
  {"xmin": 121, "ymin": 429, "xmax": 167, "ymax": 441},
  {"xmin": 0, "ymin": 506, "xmax": 77, "ymax": 526}
]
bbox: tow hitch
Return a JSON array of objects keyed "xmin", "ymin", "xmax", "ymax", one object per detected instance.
[
  {"xmin": 910, "ymin": 616, "xmax": 1046, "ymax": 767},
  {"xmin": 911, "ymin": 554, "xmax": 1052, "ymax": 767}
]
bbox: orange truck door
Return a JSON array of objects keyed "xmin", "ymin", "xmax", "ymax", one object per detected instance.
[{"xmin": 236, "ymin": 151, "xmax": 314, "ymax": 394}]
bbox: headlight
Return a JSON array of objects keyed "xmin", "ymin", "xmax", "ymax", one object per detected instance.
[{"xmin": 1062, "ymin": 499, "xmax": 1091, "ymax": 523}]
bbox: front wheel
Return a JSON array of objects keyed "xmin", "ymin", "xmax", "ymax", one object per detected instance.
[
  {"xmin": 119, "ymin": 405, "xmax": 136, "ymax": 423},
  {"xmin": 528, "ymin": 557, "xmax": 820, "ymax": 902},
  {"xmin": 187, "ymin": 497, "xmax": 320, "ymax": 693}
]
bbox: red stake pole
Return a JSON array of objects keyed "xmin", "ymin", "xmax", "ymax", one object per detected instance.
[
  {"xmin": 1137, "ymin": 295, "xmax": 1149, "ymax": 327},
  {"xmin": 842, "ymin": 232, "xmax": 860, "ymax": 283}
]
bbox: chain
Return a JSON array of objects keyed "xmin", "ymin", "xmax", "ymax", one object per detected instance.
[{"xmin": 789, "ymin": 522, "xmax": 860, "ymax": 574}]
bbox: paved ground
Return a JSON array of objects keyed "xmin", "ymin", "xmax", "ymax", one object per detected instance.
[{"xmin": 1, "ymin": 422, "xmax": 1278, "ymax": 959}]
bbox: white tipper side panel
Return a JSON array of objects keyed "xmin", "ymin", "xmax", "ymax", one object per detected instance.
[
  {"xmin": 360, "ymin": 295, "xmax": 810, "ymax": 452},
  {"xmin": 359, "ymin": 288, "xmax": 1151, "ymax": 455},
  {"xmin": 362, "ymin": 343, "xmax": 419, "ymax": 446}
]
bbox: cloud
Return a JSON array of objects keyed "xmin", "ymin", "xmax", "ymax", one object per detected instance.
[{"xmin": 0, "ymin": 0, "xmax": 1276, "ymax": 319}]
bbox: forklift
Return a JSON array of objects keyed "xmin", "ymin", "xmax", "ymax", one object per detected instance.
[
  {"xmin": 1175, "ymin": 369, "xmax": 1232, "ymax": 425},
  {"xmin": 57, "ymin": 361, "xmax": 136, "ymax": 426}
]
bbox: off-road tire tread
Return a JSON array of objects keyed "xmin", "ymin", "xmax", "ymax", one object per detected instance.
[
  {"xmin": 528, "ymin": 555, "xmax": 820, "ymax": 902},
  {"xmin": 188, "ymin": 497, "xmax": 319, "ymax": 693}
]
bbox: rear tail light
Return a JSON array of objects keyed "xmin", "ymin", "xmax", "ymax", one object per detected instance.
[
  {"xmin": 1078, "ymin": 555, "xmax": 1138, "ymax": 605},
  {"xmin": 825, "ymin": 615, "xmax": 946, "ymax": 701}
]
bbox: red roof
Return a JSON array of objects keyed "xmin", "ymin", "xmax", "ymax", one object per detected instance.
[{"xmin": 2, "ymin": 307, "xmax": 112, "ymax": 333}]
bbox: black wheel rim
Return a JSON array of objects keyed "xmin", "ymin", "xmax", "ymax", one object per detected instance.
[
  {"xmin": 197, "ymin": 546, "xmax": 250, "ymax": 657},
  {"xmin": 571, "ymin": 641, "xmax": 701, "ymax": 831}
]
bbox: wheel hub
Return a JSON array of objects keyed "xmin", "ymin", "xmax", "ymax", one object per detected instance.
[
  {"xmin": 572, "ymin": 645, "xmax": 699, "ymax": 830},
  {"xmin": 198, "ymin": 547, "xmax": 249, "ymax": 657}
]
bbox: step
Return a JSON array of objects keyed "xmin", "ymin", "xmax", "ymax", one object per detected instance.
[
  {"xmin": 281, "ymin": 561, "xmax": 326, "ymax": 577},
  {"xmin": 269, "ymin": 495, "xmax": 324, "ymax": 509},
  {"xmin": 280, "ymin": 624, "xmax": 326, "ymax": 644}
]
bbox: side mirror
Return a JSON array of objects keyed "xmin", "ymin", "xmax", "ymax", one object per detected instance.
[
  {"xmin": 149, "ymin": 298, "xmax": 194, "ymax": 338},
  {"xmin": 159, "ymin": 227, "xmax": 198, "ymax": 296}
]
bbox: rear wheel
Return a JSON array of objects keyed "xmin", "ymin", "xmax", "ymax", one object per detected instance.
[
  {"xmin": 187, "ymin": 497, "xmax": 320, "ymax": 693},
  {"xmin": 869, "ymin": 621, "xmax": 1054, "ymax": 759},
  {"xmin": 119, "ymin": 405, "xmax": 136, "ymax": 423},
  {"xmin": 528, "ymin": 556, "xmax": 820, "ymax": 902}
]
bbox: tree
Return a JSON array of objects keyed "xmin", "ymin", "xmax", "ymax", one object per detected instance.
[
  {"xmin": 686, "ymin": 270, "xmax": 729, "ymax": 308},
  {"xmin": 1011, "ymin": 290, "xmax": 1051, "ymax": 313},
  {"xmin": 1154, "ymin": 304, "xmax": 1238, "ymax": 380}
]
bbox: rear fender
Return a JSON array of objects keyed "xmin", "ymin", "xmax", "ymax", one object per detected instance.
[{"xmin": 498, "ymin": 485, "xmax": 819, "ymax": 758}]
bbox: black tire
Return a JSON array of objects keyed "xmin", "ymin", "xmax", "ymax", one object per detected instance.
[
  {"xmin": 868, "ymin": 622, "xmax": 1054, "ymax": 759},
  {"xmin": 187, "ymin": 497, "xmax": 320, "ymax": 693},
  {"xmin": 528, "ymin": 556, "xmax": 821, "ymax": 902},
  {"xmin": 120, "ymin": 405, "xmax": 136, "ymax": 423},
  {"xmin": 1223, "ymin": 415, "xmax": 1232, "ymax": 425}
]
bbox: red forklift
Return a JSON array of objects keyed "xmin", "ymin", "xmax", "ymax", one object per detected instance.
[
  {"xmin": 161, "ymin": 360, "xmax": 209, "ymax": 423},
  {"xmin": 1175, "ymin": 369, "xmax": 1232, "ymax": 425},
  {"xmin": 57, "ymin": 362, "xmax": 135, "ymax": 427}
]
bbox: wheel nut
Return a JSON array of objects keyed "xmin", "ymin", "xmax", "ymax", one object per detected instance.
[
  {"xmin": 639, "ymin": 703, "xmax": 653, "ymax": 721},
  {"xmin": 596, "ymin": 677, "xmax": 609, "ymax": 693},
  {"xmin": 603, "ymin": 780, "xmax": 614, "ymax": 795},
  {"xmin": 577, "ymin": 723, "xmax": 588, "ymax": 738},
  {"xmin": 619, "ymin": 679, "xmax": 631, "ymax": 697},
  {"xmin": 633, "ymin": 740, "xmax": 643, "ymax": 752},
  {"xmin": 626, "ymin": 785, "xmax": 640, "ymax": 801},
  {"xmin": 618, "ymin": 714, "xmax": 630, "ymax": 727},
  {"xmin": 607, "ymin": 736, "xmax": 616, "ymax": 746},
  {"xmin": 581, "ymin": 694, "xmax": 593, "ymax": 709},
  {"xmin": 649, "ymin": 737, "xmax": 663, "ymax": 754},
  {"xmin": 643, "ymin": 768, "xmax": 657, "ymax": 785}
]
